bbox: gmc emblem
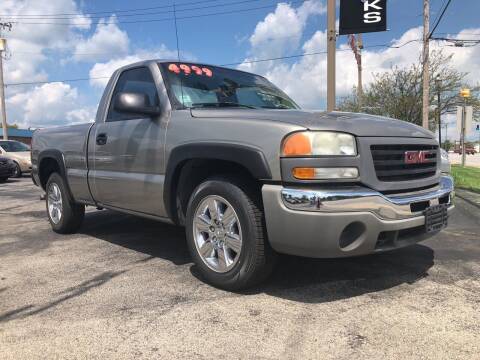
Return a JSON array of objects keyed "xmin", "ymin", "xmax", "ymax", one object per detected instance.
[{"xmin": 404, "ymin": 151, "xmax": 432, "ymax": 164}]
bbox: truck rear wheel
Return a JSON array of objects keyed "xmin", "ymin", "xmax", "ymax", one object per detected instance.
[
  {"xmin": 46, "ymin": 173, "xmax": 85, "ymax": 234},
  {"xmin": 185, "ymin": 177, "xmax": 275, "ymax": 290}
]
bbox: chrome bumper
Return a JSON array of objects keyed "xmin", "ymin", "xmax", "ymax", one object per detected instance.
[
  {"xmin": 261, "ymin": 176, "xmax": 454, "ymax": 258},
  {"xmin": 281, "ymin": 176, "xmax": 454, "ymax": 221}
]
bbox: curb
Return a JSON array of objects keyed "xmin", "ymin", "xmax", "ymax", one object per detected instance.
[{"xmin": 455, "ymin": 189, "xmax": 480, "ymax": 209}]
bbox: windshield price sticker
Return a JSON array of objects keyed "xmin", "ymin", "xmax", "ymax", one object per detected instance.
[{"xmin": 168, "ymin": 64, "xmax": 213, "ymax": 77}]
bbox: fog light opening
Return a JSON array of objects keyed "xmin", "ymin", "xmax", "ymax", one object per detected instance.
[{"xmin": 339, "ymin": 222, "xmax": 367, "ymax": 250}]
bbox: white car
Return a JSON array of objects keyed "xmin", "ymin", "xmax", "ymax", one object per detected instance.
[
  {"xmin": 440, "ymin": 148, "xmax": 451, "ymax": 174},
  {"xmin": 0, "ymin": 140, "xmax": 32, "ymax": 178}
]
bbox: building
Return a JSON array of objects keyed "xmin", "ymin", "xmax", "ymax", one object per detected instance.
[{"xmin": 0, "ymin": 128, "xmax": 34, "ymax": 145}]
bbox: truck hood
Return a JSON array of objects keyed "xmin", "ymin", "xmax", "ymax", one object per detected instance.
[{"xmin": 190, "ymin": 109, "xmax": 434, "ymax": 138}]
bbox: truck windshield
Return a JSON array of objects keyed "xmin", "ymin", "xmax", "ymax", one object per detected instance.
[
  {"xmin": 159, "ymin": 62, "xmax": 299, "ymax": 110},
  {"xmin": 0, "ymin": 141, "xmax": 30, "ymax": 152}
]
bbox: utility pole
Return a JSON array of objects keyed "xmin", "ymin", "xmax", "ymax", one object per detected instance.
[
  {"xmin": 0, "ymin": 22, "xmax": 12, "ymax": 141},
  {"xmin": 444, "ymin": 122, "xmax": 448, "ymax": 145},
  {"xmin": 460, "ymin": 88, "xmax": 470, "ymax": 167},
  {"xmin": 357, "ymin": 34, "xmax": 363, "ymax": 107},
  {"xmin": 348, "ymin": 34, "xmax": 363, "ymax": 110},
  {"xmin": 327, "ymin": 0, "xmax": 336, "ymax": 112},
  {"xmin": 422, "ymin": 0, "xmax": 430, "ymax": 129},
  {"xmin": 0, "ymin": 37, "xmax": 7, "ymax": 140},
  {"xmin": 435, "ymin": 77, "xmax": 442, "ymax": 148}
]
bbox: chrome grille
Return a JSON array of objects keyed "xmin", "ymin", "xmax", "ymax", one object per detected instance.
[{"xmin": 371, "ymin": 144, "xmax": 438, "ymax": 182}]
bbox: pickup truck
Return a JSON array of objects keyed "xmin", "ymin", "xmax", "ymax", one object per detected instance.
[{"xmin": 32, "ymin": 60, "xmax": 454, "ymax": 290}]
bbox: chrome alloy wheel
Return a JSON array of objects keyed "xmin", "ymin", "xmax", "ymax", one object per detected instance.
[
  {"xmin": 47, "ymin": 183, "xmax": 63, "ymax": 224},
  {"xmin": 193, "ymin": 195, "xmax": 243, "ymax": 273}
]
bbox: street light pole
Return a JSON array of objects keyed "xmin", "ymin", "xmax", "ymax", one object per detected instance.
[
  {"xmin": 460, "ymin": 88, "xmax": 470, "ymax": 167},
  {"xmin": 327, "ymin": 0, "xmax": 336, "ymax": 112},
  {"xmin": 422, "ymin": 0, "xmax": 430, "ymax": 129},
  {"xmin": 461, "ymin": 97, "xmax": 466, "ymax": 166},
  {"xmin": 0, "ymin": 38, "xmax": 7, "ymax": 140},
  {"xmin": 436, "ymin": 78, "xmax": 442, "ymax": 148}
]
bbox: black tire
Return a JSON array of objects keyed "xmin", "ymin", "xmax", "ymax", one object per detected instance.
[
  {"xmin": 12, "ymin": 162, "xmax": 22, "ymax": 178},
  {"xmin": 46, "ymin": 173, "xmax": 85, "ymax": 234},
  {"xmin": 0, "ymin": 177, "xmax": 8, "ymax": 183},
  {"xmin": 185, "ymin": 176, "xmax": 276, "ymax": 291}
]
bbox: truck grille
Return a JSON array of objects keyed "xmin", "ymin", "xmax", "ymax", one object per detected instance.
[
  {"xmin": 0, "ymin": 159, "xmax": 7, "ymax": 166},
  {"xmin": 371, "ymin": 144, "xmax": 438, "ymax": 182}
]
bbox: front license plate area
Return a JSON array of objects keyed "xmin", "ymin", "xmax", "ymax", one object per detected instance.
[{"xmin": 424, "ymin": 204, "xmax": 448, "ymax": 233}]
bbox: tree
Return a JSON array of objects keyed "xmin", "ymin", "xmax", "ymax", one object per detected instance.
[
  {"xmin": 443, "ymin": 139, "xmax": 453, "ymax": 151},
  {"xmin": 338, "ymin": 50, "xmax": 480, "ymax": 131}
]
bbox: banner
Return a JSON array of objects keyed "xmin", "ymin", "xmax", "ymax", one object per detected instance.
[{"xmin": 339, "ymin": 0, "xmax": 387, "ymax": 35}]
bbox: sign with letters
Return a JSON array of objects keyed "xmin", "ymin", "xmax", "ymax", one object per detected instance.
[{"xmin": 339, "ymin": 0, "xmax": 387, "ymax": 35}]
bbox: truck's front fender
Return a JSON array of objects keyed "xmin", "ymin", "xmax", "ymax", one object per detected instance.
[{"xmin": 163, "ymin": 142, "xmax": 272, "ymax": 220}]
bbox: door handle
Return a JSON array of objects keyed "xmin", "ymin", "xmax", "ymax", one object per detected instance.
[{"xmin": 96, "ymin": 133, "xmax": 108, "ymax": 145}]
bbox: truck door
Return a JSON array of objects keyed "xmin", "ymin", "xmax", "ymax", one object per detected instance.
[{"xmin": 89, "ymin": 66, "xmax": 168, "ymax": 217}]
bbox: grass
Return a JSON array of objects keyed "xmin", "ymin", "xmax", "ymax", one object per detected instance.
[{"xmin": 451, "ymin": 165, "xmax": 480, "ymax": 193}]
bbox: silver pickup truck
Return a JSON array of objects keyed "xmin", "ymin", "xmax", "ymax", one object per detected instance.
[{"xmin": 32, "ymin": 60, "xmax": 454, "ymax": 290}]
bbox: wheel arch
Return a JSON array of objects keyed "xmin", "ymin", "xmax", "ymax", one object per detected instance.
[
  {"xmin": 38, "ymin": 150, "xmax": 75, "ymax": 202},
  {"xmin": 164, "ymin": 143, "xmax": 272, "ymax": 224}
]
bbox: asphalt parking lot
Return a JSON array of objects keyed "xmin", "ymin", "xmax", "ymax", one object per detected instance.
[{"xmin": 1, "ymin": 177, "xmax": 480, "ymax": 359}]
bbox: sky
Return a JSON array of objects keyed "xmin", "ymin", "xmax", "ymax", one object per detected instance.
[{"xmin": 1, "ymin": 0, "xmax": 480, "ymax": 141}]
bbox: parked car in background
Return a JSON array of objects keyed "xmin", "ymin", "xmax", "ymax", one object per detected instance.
[
  {"xmin": 440, "ymin": 149, "xmax": 451, "ymax": 173},
  {"xmin": 0, "ymin": 156, "xmax": 16, "ymax": 182},
  {"xmin": 0, "ymin": 140, "xmax": 32, "ymax": 177},
  {"xmin": 453, "ymin": 143, "xmax": 477, "ymax": 155}
]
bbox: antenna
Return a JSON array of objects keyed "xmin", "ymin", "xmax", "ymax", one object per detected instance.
[{"xmin": 172, "ymin": 3, "xmax": 185, "ymax": 108}]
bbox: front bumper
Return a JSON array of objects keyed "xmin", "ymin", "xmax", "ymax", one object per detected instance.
[
  {"xmin": 19, "ymin": 162, "xmax": 32, "ymax": 173},
  {"xmin": 262, "ymin": 176, "xmax": 454, "ymax": 258}
]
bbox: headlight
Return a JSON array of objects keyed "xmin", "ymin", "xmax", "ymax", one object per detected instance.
[{"xmin": 282, "ymin": 131, "xmax": 357, "ymax": 157}]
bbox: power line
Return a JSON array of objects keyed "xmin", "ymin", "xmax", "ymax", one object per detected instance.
[
  {"xmin": 428, "ymin": 0, "xmax": 453, "ymax": 39},
  {"xmin": 431, "ymin": 36, "xmax": 480, "ymax": 47},
  {"xmin": 4, "ymin": 0, "xmax": 305, "ymax": 26},
  {"xmin": 0, "ymin": 0, "xmax": 268, "ymax": 21},
  {"xmin": 3, "ymin": 40, "xmax": 425, "ymax": 87},
  {"xmin": 0, "ymin": 0, "xmax": 235, "ymax": 17},
  {"xmin": 4, "ymin": 76, "xmax": 110, "ymax": 87},
  {"xmin": 430, "ymin": 0, "xmax": 447, "ymax": 29}
]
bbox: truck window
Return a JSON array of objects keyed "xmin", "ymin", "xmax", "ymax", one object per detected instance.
[{"xmin": 106, "ymin": 67, "xmax": 160, "ymax": 122}]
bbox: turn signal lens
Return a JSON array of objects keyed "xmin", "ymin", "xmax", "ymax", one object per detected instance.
[
  {"xmin": 282, "ymin": 132, "xmax": 312, "ymax": 156},
  {"xmin": 292, "ymin": 167, "xmax": 315, "ymax": 179},
  {"xmin": 292, "ymin": 167, "xmax": 359, "ymax": 180}
]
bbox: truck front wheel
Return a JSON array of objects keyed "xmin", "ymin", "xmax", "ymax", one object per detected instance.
[
  {"xmin": 185, "ymin": 177, "xmax": 275, "ymax": 290},
  {"xmin": 46, "ymin": 173, "xmax": 85, "ymax": 234}
]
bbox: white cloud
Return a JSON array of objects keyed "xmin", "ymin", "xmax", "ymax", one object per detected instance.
[
  {"xmin": 242, "ymin": 0, "xmax": 326, "ymax": 73},
  {"xmin": 73, "ymin": 16, "xmax": 129, "ymax": 62},
  {"xmin": 6, "ymin": 83, "xmax": 92, "ymax": 127},
  {"xmin": 240, "ymin": 1, "xmax": 480, "ymax": 112},
  {"xmin": 88, "ymin": 45, "xmax": 187, "ymax": 88},
  {"xmin": 1, "ymin": 1, "xmax": 184, "ymax": 128},
  {"xmin": 1, "ymin": 0, "xmax": 92, "ymax": 84}
]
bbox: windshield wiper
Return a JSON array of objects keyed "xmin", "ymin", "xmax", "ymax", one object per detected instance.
[
  {"xmin": 191, "ymin": 102, "xmax": 256, "ymax": 109},
  {"xmin": 261, "ymin": 105, "xmax": 292, "ymax": 109}
]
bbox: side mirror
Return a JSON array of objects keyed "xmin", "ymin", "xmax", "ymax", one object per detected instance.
[{"xmin": 114, "ymin": 92, "xmax": 160, "ymax": 117}]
